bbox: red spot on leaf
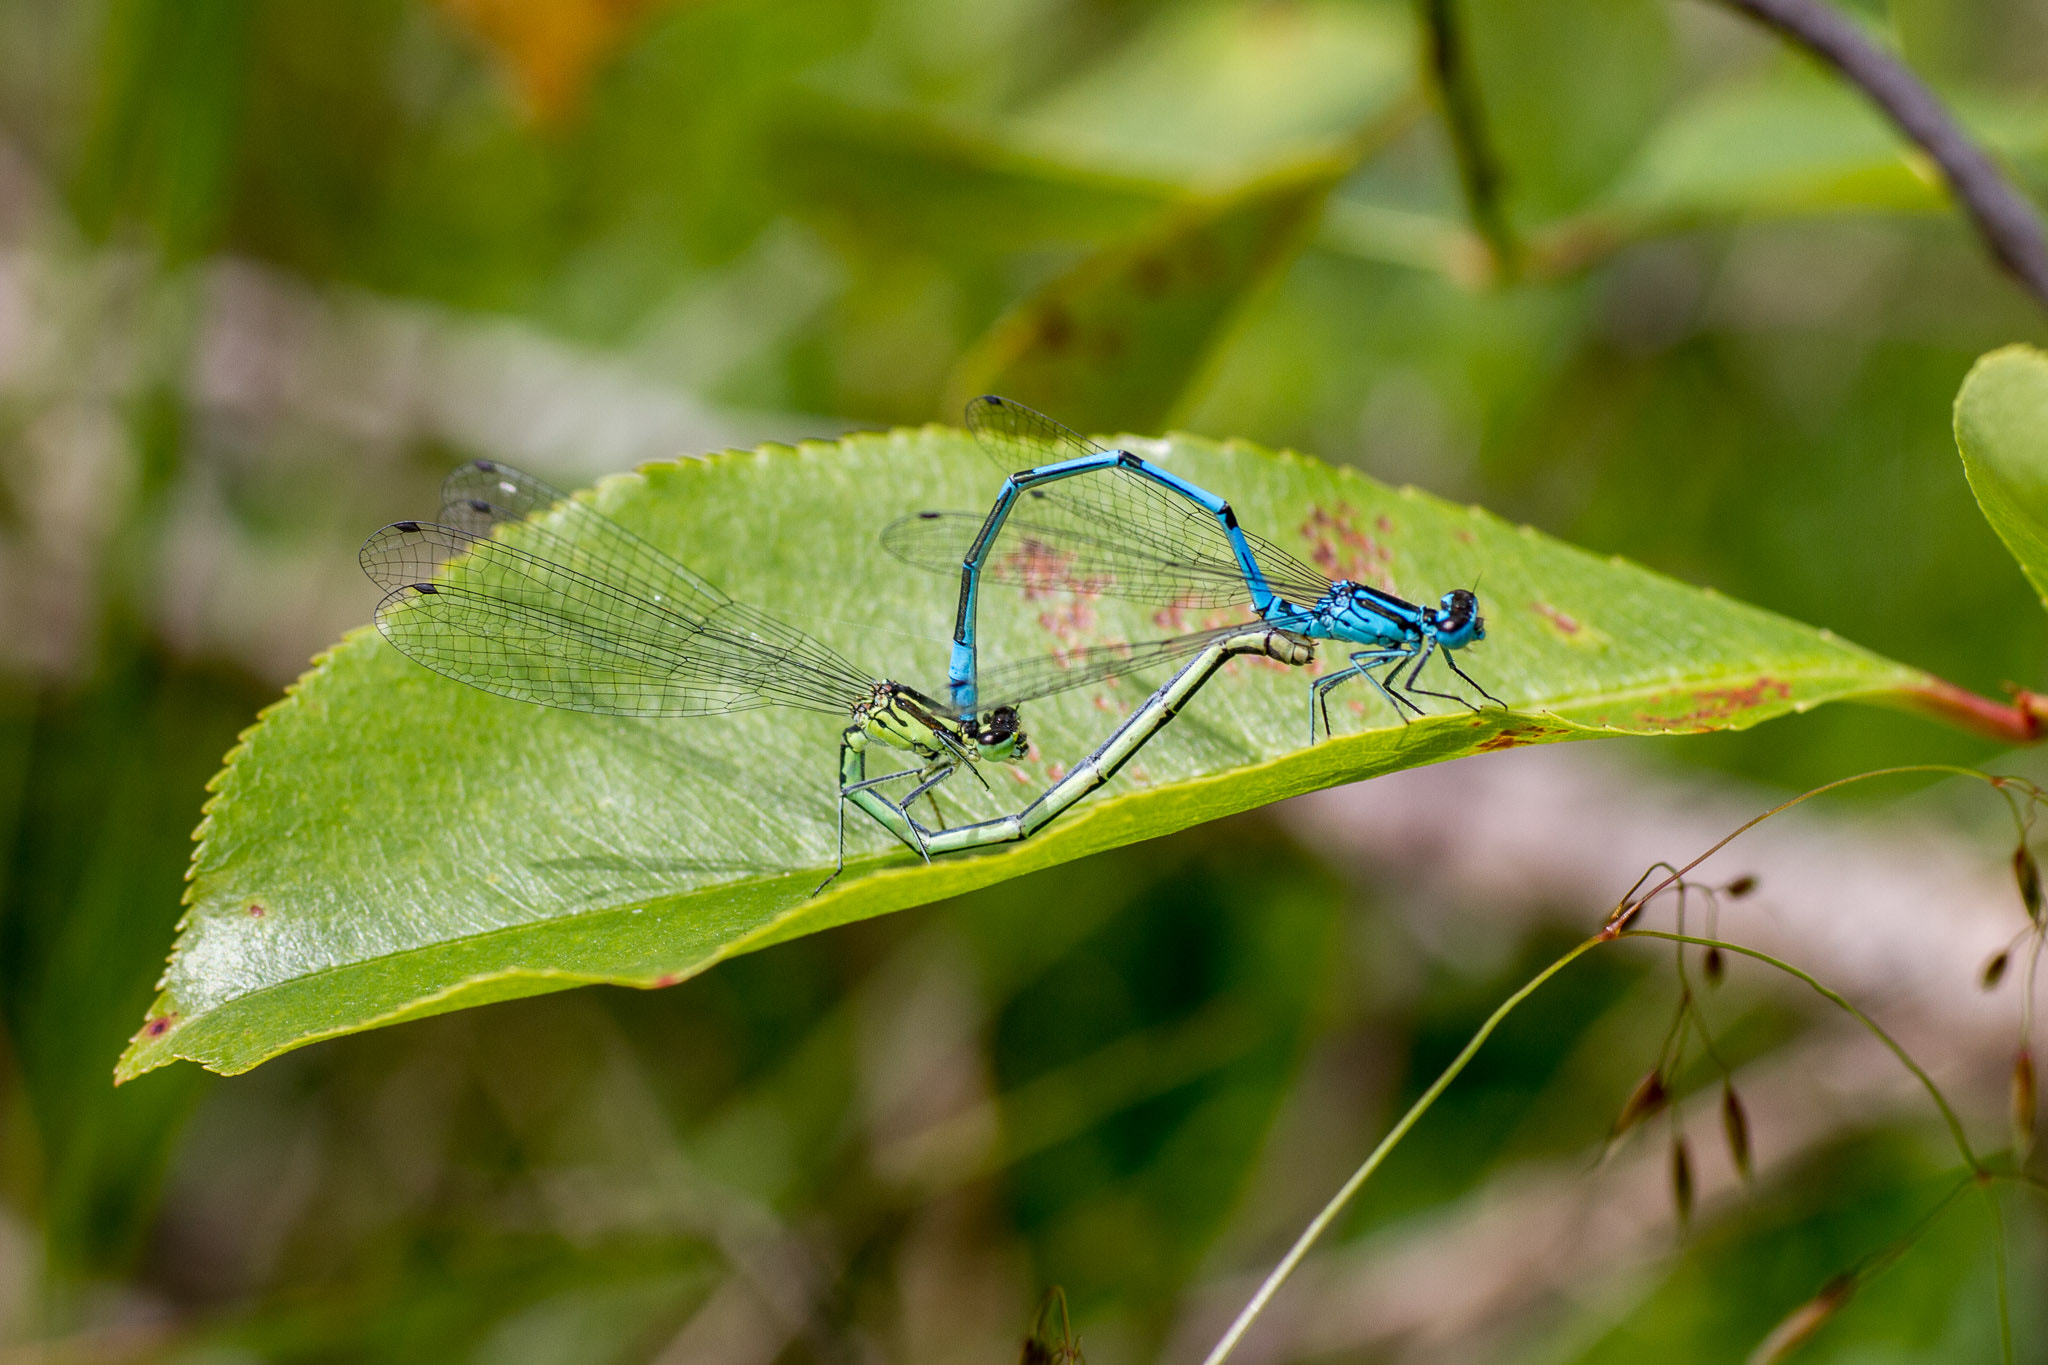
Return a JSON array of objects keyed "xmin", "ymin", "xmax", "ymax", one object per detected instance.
[
  {"xmin": 1476, "ymin": 722, "xmax": 1568, "ymax": 752},
  {"xmin": 144, "ymin": 1013, "xmax": 179, "ymax": 1038},
  {"xmin": 1638, "ymin": 678, "xmax": 1793, "ymax": 729},
  {"xmin": 652, "ymin": 973, "xmax": 681, "ymax": 989},
  {"xmin": 247, "ymin": 902, "xmax": 266, "ymax": 918},
  {"xmin": 1300, "ymin": 502, "xmax": 1394, "ymax": 588},
  {"xmin": 1532, "ymin": 602, "xmax": 1581, "ymax": 635}
]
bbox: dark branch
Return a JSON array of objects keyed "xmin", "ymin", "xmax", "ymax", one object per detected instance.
[
  {"xmin": 1420, "ymin": 0, "xmax": 1520, "ymax": 282},
  {"xmin": 1712, "ymin": 0, "xmax": 2048, "ymax": 311}
]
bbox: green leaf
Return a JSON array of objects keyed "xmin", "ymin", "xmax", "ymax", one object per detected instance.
[
  {"xmin": 946, "ymin": 156, "xmax": 1349, "ymax": 434},
  {"xmin": 1604, "ymin": 76, "xmax": 1941, "ymax": 223},
  {"xmin": 1956, "ymin": 343, "xmax": 2048, "ymax": 611},
  {"xmin": 124, "ymin": 425, "xmax": 1942, "ymax": 1081},
  {"xmin": 1007, "ymin": 0, "xmax": 1413, "ymax": 181},
  {"xmin": 771, "ymin": 100, "xmax": 1181, "ymax": 260},
  {"xmin": 1462, "ymin": 0, "xmax": 1673, "ymax": 221}
]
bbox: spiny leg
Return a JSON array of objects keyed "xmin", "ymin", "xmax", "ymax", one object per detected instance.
[
  {"xmin": 1400, "ymin": 638, "xmax": 1483, "ymax": 714},
  {"xmin": 814, "ymin": 770, "xmax": 852, "ymax": 896},
  {"xmin": 839, "ymin": 762, "xmax": 944, "ymax": 870},
  {"xmin": 1380, "ymin": 647, "xmax": 1438, "ymax": 713},
  {"xmin": 929, "ymin": 725, "xmax": 991, "ymax": 794},
  {"xmin": 1444, "ymin": 651, "xmax": 1508, "ymax": 710},
  {"xmin": 1310, "ymin": 648, "xmax": 1418, "ymax": 741},
  {"xmin": 883, "ymin": 789, "xmax": 934, "ymax": 863},
  {"xmin": 900, "ymin": 761, "xmax": 959, "ymax": 815},
  {"xmin": 844, "ymin": 762, "xmax": 929, "ymax": 795},
  {"xmin": 1311, "ymin": 664, "xmax": 1359, "ymax": 744}
]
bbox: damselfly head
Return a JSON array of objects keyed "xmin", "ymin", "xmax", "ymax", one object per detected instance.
[
  {"xmin": 1430, "ymin": 589, "xmax": 1484, "ymax": 647},
  {"xmin": 974, "ymin": 705, "xmax": 1029, "ymax": 761}
]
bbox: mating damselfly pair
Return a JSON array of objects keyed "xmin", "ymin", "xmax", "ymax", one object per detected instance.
[{"xmin": 361, "ymin": 398, "xmax": 1502, "ymax": 892}]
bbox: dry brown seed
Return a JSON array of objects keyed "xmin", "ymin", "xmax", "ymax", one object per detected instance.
[
  {"xmin": 1981, "ymin": 950, "xmax": 2011, "ymax": 990},
  {"xmin": 1723, "ymin": 1084, "xmax": 1753, "ymax": 1183},
  {"xmin": 1750, "ymin": 1275, "xmax": 1855, "ymax": 1363},
  {"xmin": 1615, "ymin": 1070, "xmax": 1669, "ymax": 1135},
  {"xmin": 2016, "ymin": 846, "xmax": 2042, "ymax": 925}
]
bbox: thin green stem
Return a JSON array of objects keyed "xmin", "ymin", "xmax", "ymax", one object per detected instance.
[
  {"xmin": 1866, "ymin": 1174, "xmax": 1975, "ymax": 1282},
  {"xmin": 1624, "ymin": 931, "xmax": 1980, "ymax": 1171},
  {"xmin": 1418, "ymin": 0, "xmax": 1519, "ymax": 281},
  {"xmin": 2021, "ymin": 925, "xmax": 2043, "ymax": 1046},
  {"xmin": 1207, "ymin": 797, "xmax": 2030, "ymax": 1365},
  {"xmin": 1200, "ymin": 934, "xmax": 1608, "ymax": 1365},
  {"xmin": 1983, "ymin": 1184, "xmax": 2014, "ymax": 1365},
  {"xmin": 1605, "ymin": 766, "xmax": 2020, "ymax": 935}
]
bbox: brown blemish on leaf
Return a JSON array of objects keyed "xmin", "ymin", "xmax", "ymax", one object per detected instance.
[
  {"xmin": 247, "ymin": 902, "xmax": 266, "ymax": 917},
  {"xmin": 1034, "ymin": 303, "xmax": 1074, "ymax": 353},
  {"xmin": 1300, "ymin": 502, "xmax": 1394, "ymax": 588},
  {"xmin": 1531, "ymin": 601, "xmax": 1610, "ymax": 649},
  {"xmin": 1453, "ymin": 527, "xmax": 1474, "ymax": 544},
  {"xmin": 143, "ymin": 1013, "xmax": 180, "ymax": 1039},
  {"xmin": 1637, "ymin": 678, "xmax": 1792, "ymax": 729},
  {"xmin": 1004, "ymin": 538, "xmax": 1105, "ymax": 602},
  {"xmin": 1476, "ymin": 722, "xmax": 1570, "ymax": 752}
]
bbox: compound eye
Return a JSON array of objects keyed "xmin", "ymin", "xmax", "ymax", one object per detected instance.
[{"xmin": 979, "ymin": 705, "xmax": 1022, "ymax": 744}]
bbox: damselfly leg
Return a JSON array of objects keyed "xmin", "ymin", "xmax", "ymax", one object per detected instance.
[{"xmin": 1312, "ymin": 647, "xmax": 1422, "ymax": 743}]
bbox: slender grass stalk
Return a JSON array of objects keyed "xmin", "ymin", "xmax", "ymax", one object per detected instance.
[
  {"xmin": 1198, "ymin": 933, "xmax": 1607, "ymax": 1365},
  {"xmin": 1604, "ymin": 766, "xmax": 2031, "ymax": 936},
  {"xmin": 1203, "ymin": 923, "xmax": 2011, "ymax": 1363},
  {"xmin": 1623, "ymin": 931, "xmax": 1979, "ymax": 1171}
]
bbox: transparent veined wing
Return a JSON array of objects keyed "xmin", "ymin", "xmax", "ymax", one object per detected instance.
[
  {"xmin": 886, "ymin": 395, "xmax": 1336, "ymax": 606},
  {"xmin": 970, "ymin": 623, "xmax": 1309, "ymax": 714},
  {"xmin": 361, "ymin": 468, "xmax": 879, "ymax": 718},
  {"xmin": 437, "ymin": 460, "xmax": 869, "ymax": 690},
  {"xmin": 883, "ymin": 509, "xmax": 1277, "ymax": 608}
]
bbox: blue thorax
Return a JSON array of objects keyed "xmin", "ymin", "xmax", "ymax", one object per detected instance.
[{"xmin": 1265, "ymin": 583, "xmax": 1484, "ymax": 652}]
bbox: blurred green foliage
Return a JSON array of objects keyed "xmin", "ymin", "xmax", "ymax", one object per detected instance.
[{"xmin": 2, "ymin": 0, "xmax": 2047, "ymax": 1358}]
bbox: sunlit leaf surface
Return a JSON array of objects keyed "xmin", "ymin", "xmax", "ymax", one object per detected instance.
[
  {"xmin": 1956, "ymin": 343, "xmax": 2048, "ymax": 611},
  {"xmin": 123, "ymin": 425, "xmax": 1931, "ymax": 1079}
]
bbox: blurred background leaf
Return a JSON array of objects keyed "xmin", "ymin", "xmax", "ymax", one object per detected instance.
[
  {"xmin": 1954, "ymin": 342, "xmax": 2048, "ymax": 609},
  {"xmin": 946, "ymin": 154, "xmax": 1358, "ymax": 430}
]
